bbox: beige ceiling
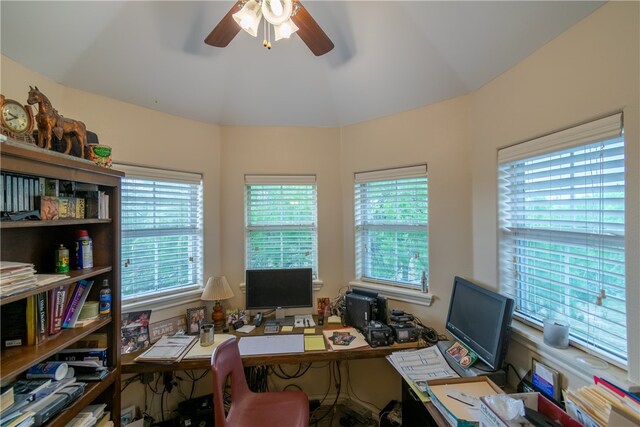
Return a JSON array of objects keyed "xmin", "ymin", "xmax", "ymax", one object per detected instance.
[{"xmin": 1, "ymin": 1, "xmax": 604, "ymax": 127}]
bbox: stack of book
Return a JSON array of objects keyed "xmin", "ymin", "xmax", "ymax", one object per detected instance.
[
  {"xmin": 1, "ymin": 372, "xmax": 85, "ymax": 427},
  {"xmin": 0, "ymin": 262, "xmax": 37, "ymax": 298}
]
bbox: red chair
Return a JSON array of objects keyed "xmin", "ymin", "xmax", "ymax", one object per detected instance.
[{"xmin": 210, "ymin": 337, "xmax": 309, "ymax": 427}]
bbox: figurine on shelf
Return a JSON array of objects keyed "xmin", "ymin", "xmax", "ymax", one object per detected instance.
[{"xmin": 27, "ymin": 86, "xmax": 87, "ymax": 158}]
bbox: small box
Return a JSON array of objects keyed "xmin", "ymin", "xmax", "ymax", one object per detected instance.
[
  {"xmin": 479, "ymin": 392, "xmax": 581, "ymax": 427},
  {"xmin": 426, "ymin": 376, "xmax": 504, "ymax": 427},
  {"xmin": 38, "ymin": 196, "xmax": 59, "ymax": 220},
  {"xmin": 57, "ymin": 197, "xmax": 76, "ymax": 219}
]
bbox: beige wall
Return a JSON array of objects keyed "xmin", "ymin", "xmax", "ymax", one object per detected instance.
[{"xmin": 470, "ymin": 1, "xmax": 640, "ymax": 385}]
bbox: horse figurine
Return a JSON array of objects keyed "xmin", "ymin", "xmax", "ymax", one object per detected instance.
[{"xmin": 27, "ymin": 86, "xmax": 87, "ymax": 158}]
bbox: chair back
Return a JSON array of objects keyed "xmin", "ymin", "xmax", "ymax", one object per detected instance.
[{"xmin": 210, "ymin": 337, "xmax": 250, "ymax": 426}]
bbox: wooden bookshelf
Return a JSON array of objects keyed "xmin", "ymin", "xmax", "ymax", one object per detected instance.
[{"xmin": 1, "ymin": 140, "xmax": 123, "ymax": 427}]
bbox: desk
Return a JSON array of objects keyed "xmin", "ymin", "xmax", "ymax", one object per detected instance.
[{"xmin": 121, "ymin": 321, "xmax": 422, "ymax": 374}]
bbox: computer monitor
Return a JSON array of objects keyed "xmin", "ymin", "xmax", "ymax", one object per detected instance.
[
  {"xmin": 445, "ymin": 276, "xmax": 515, "ymax": 372},
  {"xmin": 245, "ymin": 268, "xmax": 313, "ymax": 311}
]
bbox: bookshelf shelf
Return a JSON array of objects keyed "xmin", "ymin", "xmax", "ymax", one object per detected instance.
[{"xmin": 0, "ymin": 140, "xmax": 123, "ymax": 426}]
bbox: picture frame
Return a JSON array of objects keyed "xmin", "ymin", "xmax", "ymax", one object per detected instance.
[
  {"xmin": 120, "ymin": 310, "xmax": 152, "ymax": 354},
  {"xmin": 148, "ymin": 315, "xmax": 187, "ymax": 343},
  {"xmin": 186, "ymin": 306, "xmax": 207, "ymax": 335},
  {"xmin": 531, "ymin": 358, "xmax": 561, "ymax": 401}
]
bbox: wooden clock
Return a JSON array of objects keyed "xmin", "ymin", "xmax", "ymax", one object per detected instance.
[{"xmin": 1, "ymin": 94, "xmax": 35, "ymax": 144}]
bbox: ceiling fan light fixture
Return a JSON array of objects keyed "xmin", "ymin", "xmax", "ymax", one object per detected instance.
[
  {"xmin": 233, "ymin": 0, "xmax": 262, "ymax": 37},
  {"xmin": 274, "ymin": 19, "xmax": 298, "ymax": 40},
  {"xmin": 262, "ymin": 0, "xmax": 293, "ymax": 26}
]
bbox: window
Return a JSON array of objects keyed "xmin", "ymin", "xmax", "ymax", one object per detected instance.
[
  {"xmin": 245, "ymin": 175, "xmax": 317, "ymax": 276},
  {"xmin": 118, "ymin": 164, "xmax": 203, "ymax": 303},
  {"xmin": 498, "ymin": 114, "xmax": 626, "ymax": 365},
  {"xmin": 354, "ymin": 165, "xmax": 428, "ymax": 290}
]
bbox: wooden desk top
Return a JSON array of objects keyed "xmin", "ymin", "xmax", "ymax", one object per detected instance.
[{"xmin": 121, "ymin": 321, "xmax": 423, "ymax": 374}]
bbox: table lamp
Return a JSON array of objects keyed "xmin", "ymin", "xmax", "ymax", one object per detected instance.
[{"xmin": 202, "ymin": 276, "xmax": 234, "ymax": 331}]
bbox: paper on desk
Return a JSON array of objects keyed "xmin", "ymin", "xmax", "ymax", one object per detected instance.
[
  {"xmin": 236, "ymin": 324, "xmax": 256, "ymax": 333},
  {"xmin": 304, "ymin": 335, "xmax": 326, "ymax": 351},
  {"xmin": 281, "ymin": 326, "xmax": 294, "ymax": 332},
  {"xmin": 183, "ymin": 334, "xmax": 235, "ymax": 359},
  {"xmin": 386, "ymin": 346, "xmax": 458, "ymax": 393},
  {"xmin": 294, "ymin": 315, "xmax": 315, "ymax": 327},
  {"xmin": 304, "ymin": 328, "xmax": 315, "ymax": 334},
  {"xmin": 134, "ymin": 334, "xmax": 197, "ymax": 362}
]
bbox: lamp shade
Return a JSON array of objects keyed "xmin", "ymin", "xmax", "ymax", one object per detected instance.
[
  {"xmin": 233, "ymin": 0, "xmax": 262, "ymax": 38},
  {"xmin": 202, "ymin": 276, "xmax": 234, "ymax": 302}
]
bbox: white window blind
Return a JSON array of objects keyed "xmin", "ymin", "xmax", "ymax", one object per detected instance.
[
  {"xmin": 118, "ymin": 164, "xmax": 203, "ymax": 301},
  {"xmin": 245, "ymin": 175, "xmax": 317, "ymax": 276},
  {"xmin": 498, "ymin": 114, "xmax": 627, "ymax": 364},
  {"xmin": 354, "ymin": 165, "xmax": 428, "ymax": 290}
]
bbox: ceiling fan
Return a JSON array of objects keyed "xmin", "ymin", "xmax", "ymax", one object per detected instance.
[{"xmin": 204, "ymin": 0, "xmax": 334, "ymax": 56}]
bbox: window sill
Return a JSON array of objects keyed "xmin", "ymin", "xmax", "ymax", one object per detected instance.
[
  {"xmin": 510, "ymin": 320, "xmax": 634, "ymax": 389},
  {"xmin": 122, "ymin": 288, "xmax": 204, "ymax": 313},
  {"xmin": 348, "ymin": 280, "xmax": 433, "ymax": 306}
]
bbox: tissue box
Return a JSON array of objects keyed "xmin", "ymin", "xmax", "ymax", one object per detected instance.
[{"xmin": 479, "ymin": 392, "xmax": 581, "ymax": 427}]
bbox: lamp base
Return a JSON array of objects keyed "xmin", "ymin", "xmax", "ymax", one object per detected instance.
[{"xmin": 212, "ymin": 301, "xmax": 226, "ymax": 332}]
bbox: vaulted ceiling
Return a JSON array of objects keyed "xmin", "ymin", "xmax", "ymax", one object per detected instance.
[{"xmin": 1, "ymin": 1, "xmax": 604, "ymax": 127}]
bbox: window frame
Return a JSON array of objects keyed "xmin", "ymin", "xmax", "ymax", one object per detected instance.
[
  {"xmin": 244, "ymin": 174, "xmax": 319, "ymax": 278},
  {"xmin": 117, "ymin": 163, "xmax": 204, "ymax": 309},
  {"xmin": 353, "ymin": 165, "xmax": 429, "ymax": 292},
  {"xmin": 497, "ymin": 113, "xmax": 629, "ymax": 369}
]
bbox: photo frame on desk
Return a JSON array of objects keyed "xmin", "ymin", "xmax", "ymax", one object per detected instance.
[
  {"xmin": 531, "ymin": 358, "xmax": 561, "ymax": 401},
  {"xmin": 186, "ymin": 306, "xmax": 207, "ymax": 335}
]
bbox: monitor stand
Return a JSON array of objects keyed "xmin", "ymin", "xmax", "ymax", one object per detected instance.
[{"xmin": 437, "ymin": 341, "xmax": 506, "ymax": 388}]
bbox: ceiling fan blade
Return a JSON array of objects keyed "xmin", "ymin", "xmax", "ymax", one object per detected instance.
[
  {"xmin": 291, "ymin": 1, "xmax": 334, "ymax": 56},
  {"xmin": 204, "ymin": 1, "xmax": 243, "ymax": 47}
]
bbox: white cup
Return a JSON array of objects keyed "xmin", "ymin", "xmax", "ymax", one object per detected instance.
[{"xmin": 543, "ymin": 319, "xmax": 570, "ymax": 349}]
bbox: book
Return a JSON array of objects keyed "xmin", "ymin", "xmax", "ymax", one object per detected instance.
[
  {"xmin": 62, "ymin": 280, "xmax": 93, "ymax": 328},
  {"xmin": 1, "ymin": 299, "xmax": 27, "ymax": 348},
  {"xmin": 0, "ymin": 387, "xmax": 14, "ymax": 413},
  {"xmin": 48, "ymin": 285, "xmax": 69, "ymax": 336},
  {"xmin": 56, "ymin": 348, "xmax": 107, "ymax": 366},
  {"xmin": 11, "ymin": 379, "xmax": 52, "ymax": 402},
  {"xmin": 35, "ymin": 292, "xmax": 48, "ymax": 344},
  {"xmin": 26, "ymin": 295, "xmax": 37, "ymax": 346}
]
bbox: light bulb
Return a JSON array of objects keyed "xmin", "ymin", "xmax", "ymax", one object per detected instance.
[
  {"xmin": 270, "ymin": 0, "xmax": 283, "ymax": 17},
  {"xmin": 240, "ymin": 15, "xmax": 255, "ymax": 30},
  {"xmin": 278, "ymin": 22, "xmax": 293, "ymax": 38}
]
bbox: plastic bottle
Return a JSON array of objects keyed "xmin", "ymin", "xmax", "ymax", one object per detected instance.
[
  {"xmin": 421, "ymin": 270, "xmax": 429, "ymax": 293},
  {"xmin": 99, "ymin": 279, "xmax": 111, "ymax": 317},
  {"xmin": 75, "ymin": 230, "xmax": 93, "ymax": 269},
  {"xmin": 55, "ymin": 244, "xmax": 70, "ymax": 273}
]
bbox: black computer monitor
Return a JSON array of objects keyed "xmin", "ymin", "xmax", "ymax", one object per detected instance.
[
  {"xmin": 245, "ymin": 268, "xmax": 313, "ymax": 310},
  {"xmin": 445, "ymin": 276, "xmax": 515, "ymax": 371}
]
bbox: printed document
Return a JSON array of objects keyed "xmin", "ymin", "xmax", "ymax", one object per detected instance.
[{"xmin": 387, "ymin": 346, "xmax": 458, "ymax": 392}]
